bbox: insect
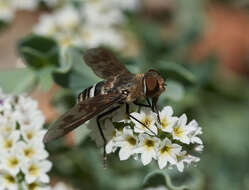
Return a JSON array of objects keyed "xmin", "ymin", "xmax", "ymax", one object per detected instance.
[{"xmin": 43, "ymin": 48, "xmax": 166, "ymax": 163}]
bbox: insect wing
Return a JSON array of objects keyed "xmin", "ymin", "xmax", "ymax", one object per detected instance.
[
  {"xmin": 43, "ymin": 93, "xmax": 125, "ymax": 143},
  {"xmin": 83, "ymin": 48, "xmax": 131, "ymax": 79}
]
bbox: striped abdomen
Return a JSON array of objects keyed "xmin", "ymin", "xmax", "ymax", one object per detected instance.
[{"xmin": 77, "ymin": 81, "xmax": 105, "ymax": 103}]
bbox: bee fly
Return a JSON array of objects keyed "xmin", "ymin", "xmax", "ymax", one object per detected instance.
[{"xmin": 44, "ymin": 48, "xmax": 166, "ymax": 163}]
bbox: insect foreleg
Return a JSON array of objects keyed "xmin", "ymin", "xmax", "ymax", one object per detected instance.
[
  {"xmin": 96, "ymin": 105, "xmax": 121, "ymax": 168},
  {"xmin": 125, "ymin": 104, "xmax": 158, "ymax": 136}
]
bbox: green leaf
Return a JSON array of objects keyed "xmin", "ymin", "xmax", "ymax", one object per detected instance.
[
  {"xmin": 53, "ymin": 47, "xmax": 101, "ymax": 93},
  {"xmin": 17, "ymin": 34, "xmax": 60, "ymax": 69},
  {"xmin": 143, "ymin": 170, "xmax": 204, "ymax": 190},
  {"xmin": 158, "ymin": 61, "xmax": 197, "ymax": 84},
  {"xmin": 0, "ymin": 68, "xmax": 36, "ymax": 94},
  {"xmin": 37, "ymin": 66, "xmax": 54, "ymax": 91}
]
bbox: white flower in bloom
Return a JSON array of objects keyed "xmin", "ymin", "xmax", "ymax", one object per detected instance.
[
  {"xmin": 82, "ymin": 1, "xmax": 124, "ymax": 27},
  {"xmin": 0, "ymin": 118, "xmax": 16, "ymax": 137},
  {"xmin": 174, "ymin": 150, "xmax": 188, "ymax": 172},
  {"xmin": 21, "ymin": 126, "xmax": 46, "ymax": 143},
  {"xmin": 14, "ymin": 96, "xmax": 45, "ymax": 129},
  {"xmin": 158, "ymin": 106, "xmax": 178, "ymax": 133},
  {"xmin": 22, "ymin": 160, "xmax": 52, "ymax": 184},
  {"xmin": 0, "ymin": 151, "xmax": 22, "ymax": 176},
  {"xmin": 0, "ymin": 171, "xmax": 18, "ymax": 190},
  {"xmin": 0, "ymin": 131, "xmax": 20, "ymax": 153},
  {"xmin": 131, "ymin": 108, "xmax": 158, "ymax": 135},
  {"xmin": 12, "ymin": 0, "xmax": 38, "ymax": 11},
  {"xmin": 0, "ymin": 0, "xmax": 14, "ymax": 22},
  {"xmin": 134, "ymin": 134, "xmax": 160, "ymax": 165},
  {"xmin": 80, "ymin": 25, "xmax": 124, "ymax": 49},
  {"xmin": 187, "ymin": 120, "xmax": 203, "ymax": 144},
  {"xmin": 16, "ymin": 141, "xmax": 48, "ymax": 161},
  {"xmin": 115, "ymin": 127, "xmax": 138, "ymax": 160},
  {"xmin": 33, "ymin": 14, "xmax": 57, "ymax": 36},
  {"xmin": 172, "ymin": 114, "xmax": 190, "ymax": 144},
  {"xmin": 0, "ymin": 91, "xmax": 51, "ymax": 189},
  {"xmin": 54, "ymin": 5, "xmax": 80, "ymax": 30},
  {"xmin": 157, "ymin": 138, "xmax": 181, "ymax": 169},
  {"xmin": 90, "ymin": 101, "xmax": 203, "ymax": 171}
]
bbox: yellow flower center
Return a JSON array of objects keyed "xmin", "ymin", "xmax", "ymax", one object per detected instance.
[
  {"xmin": 173, "ymin": 126, "xmax": 183, "ymax": 138},
  {"xmin": 8, "ymin": 157, "xmax": 19, "ymax": 168},
  {"xmin": 126, "ymin": 136, "xmax": 136, "ymax": 146},
  {"xmin": 144, "ymin": 139, "xmax": 155, "ymax": 150},
  {"xmin": 28, "ymin": 182, "xmax": 38, "ymax": 190},
  {"xmin": 142, "ymin": 117, "xmax": 151, "ymax": 128},
  {"xmin": 4, "ymin": 174, "xmax": 15, "ymax": 184},
  {"xmin": 28, "ymin": 165, "xmax": 39, "ymax": 176},
  {"xmin": 24, "ymin": 148, "xmax": 35, "ymax": 158},
  {"xmin": 161, "ymin": 118, "xmax": 168, "ymax": 128},
  {"xmin": 4, "ymin": 139, "xmax": 13, "ymax": 149},
  {"xmin": 27, "ymin": 132, "xmax": 33, "ymax": 140},
  {"xmin": 160, "ymin": 145, "xmax": 171, "ymax": 155}
]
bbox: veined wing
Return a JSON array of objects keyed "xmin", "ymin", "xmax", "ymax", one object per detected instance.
[
  {"xmin": 43, "ymin": 93, "xmax": 125, "ymax": 143},
  {"xmin": 83, "ymin": 48, "xmax": 131, "ymax": 79}
]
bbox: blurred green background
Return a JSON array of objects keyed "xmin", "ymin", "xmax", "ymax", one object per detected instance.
[{"xmin": 0, "ymin": 0, "xmax": 249, "ymax": 189}]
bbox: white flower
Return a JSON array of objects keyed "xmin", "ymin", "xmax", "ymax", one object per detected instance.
[
  {"xmin": 12, "ymin": 0, "xmax": 38, "ymax": 11},
  {"xmin": 33, "ymin": 14, "xmax": 57, "ymax": 36},
  {"xmin": 174, "ymin": 150, "xmax": 188, "ymax": 172},
  {"xmin": 80, "ymin": 25, "xmax": 124, "ymax": 49},
  {"xmin": 172, "ymin": 114, "xmax": 190, "ymax": 144},
  {"xmin": 22, "ymin": 160, "xmax": 52, "ymax": 184},
  {"xmin": 16, "ymin": 141, "xmax": 48, "ymax": 161},
  {"xmin": 115, "ymin": 127, "xmax": 138, "ymax": 160},
  {"xmin": 134, "ymin": 134, "xmax": 160, "ymax": 165},
  {"xmin": 21, "ymin": 127, "xmax": 46, "ymax": 143},
  {"xmin": 0, "ymin": 118, "xmax": 17, "ymax": 138},
  {"xmin": 0, "ymin": 0, "xmax": 15, "ymax": 22},
  {"xmin": 54, "ymin": 5, "xmax": 80, "ymax": 30},
  {"xmin": 0, "ymin": 92, "xmax": 52, "ymax": 189},
  {"xmin": 82, "ymin": 1, "xmax": 124, "ymax": 26},
  {"xmin": 157, "ymin": 138, "xmax": 181, "ymax": 169},
  {"xmin": 0, "ymin": 151, "xmax": 22, "ymax": 176},
  {"xmin": 158, "ymin": 106, "xmax": 178, "ymax": 133},
  {"xmin": 130, "ymin": 108, "xmax": 158, "ymax": 136},
  {"xmin": 0, "ymin": 131, "xmax": 20, "ymax": 153},
  {"xmin": 0, "ymin": 171, "xmax": 18, "ymax": 190},
  {"xmin": 187, "ymin": 120, "xmax": 203, "ymax": 144}
]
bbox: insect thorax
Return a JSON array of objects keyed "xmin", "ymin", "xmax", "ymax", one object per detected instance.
[{"xmin": 77, "ymin": 81, "xmax": 105, "ymax": 103}]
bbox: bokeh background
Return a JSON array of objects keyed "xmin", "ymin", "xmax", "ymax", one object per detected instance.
[{"xmin": 0, "ymin": 0, "xmax": 249, "ymax": 189}]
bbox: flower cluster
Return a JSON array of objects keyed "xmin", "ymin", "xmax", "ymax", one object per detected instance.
[
  {"xmin": 0, "ymin": 90, "xmax": 52, "ymax": 190},
  {"xmin": 88, "ymin": 105, "xmax": 203, "ymax": 172},
  {"xmin": 33, "ymin": 0, "xmax": 140, "ymax": 53}
]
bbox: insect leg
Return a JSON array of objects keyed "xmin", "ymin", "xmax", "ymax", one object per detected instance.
[
  {"xmin": 125, "ymin": 104, "xmax": 157, "ymax": 136},
  {"xmin": 96, "ymin": 105, "xmax": 121, "ymax": 168}
]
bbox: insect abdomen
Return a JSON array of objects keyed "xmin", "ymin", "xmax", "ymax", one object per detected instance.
[{"xmin": 77, "ymin": 81, "xmax": 105, "ymax": 103}]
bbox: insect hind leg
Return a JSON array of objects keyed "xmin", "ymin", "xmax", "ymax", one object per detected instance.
[{"xmin": 96, "ymin": 105, "xmax": 121, "ymax": 168}]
